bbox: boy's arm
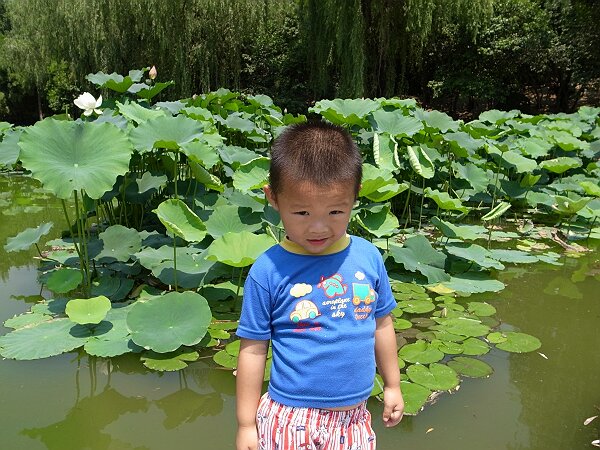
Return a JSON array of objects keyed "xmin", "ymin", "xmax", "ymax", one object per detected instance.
[
  {"xmin": 236, "ymin": 338, "xmax": 269, "ymax": 450},
  {"xmin": 375, "ymin": 314, "xmax": 404, "ymax": 427}
]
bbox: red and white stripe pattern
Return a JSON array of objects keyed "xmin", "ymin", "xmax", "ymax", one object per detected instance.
[{"xmin": 256, "ymin": 393, "xmax": 376, "ymax": 450}]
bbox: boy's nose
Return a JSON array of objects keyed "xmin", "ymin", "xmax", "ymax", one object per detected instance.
[{"xmin": 308, "ymin": 218, "xmax": 328, "ymax": 233}]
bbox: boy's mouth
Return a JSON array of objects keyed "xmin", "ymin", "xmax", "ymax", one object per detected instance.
[{"xmin": 307, "ymin": 238, "xmax": 328, "ymax": 246}]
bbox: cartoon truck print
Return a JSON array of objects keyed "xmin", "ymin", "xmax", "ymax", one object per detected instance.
[
  {"xmin": 352, "ymin": 283, "xmax": 376, "ymax": 306},
  {"xmin": 290, "ymin": 300, "xmax": 320, "ymax": 322}
]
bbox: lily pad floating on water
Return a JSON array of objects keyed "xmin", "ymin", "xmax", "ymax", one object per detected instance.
[
  {"xmin": 4, "ymin": 222, "xmax": 53, "ymax": 252},
  {"xmin": 0, "ymin": 318, "xmax": 89, "ymax": 360},
  {"xmin": 400, "ymin": 381, "xmax": 432, "ymax": 416},
  {"xmin": 141, "ymin": 348, "xmax": 200, "ymax": 371},
  {"xmin": 398, "ymin": 340, "xmax": 445, "ymax": 364},
  {"xmin": 493, "ymin": 332, "xmax": 542, "ymax": 353},
  {"xmin": 65, "ymin": 295, "xmax": 112, "ymax": 325},
  {"xmin": 406, "ymin": 363, "xmax": 460, "ymax": 391},
  {"xmin": 127, "ymin": 291, "xmax": 212, "ymax": 353},
  {"xmin": 447, "ymin": 356, "xmax": 494, "ymax": 378}
]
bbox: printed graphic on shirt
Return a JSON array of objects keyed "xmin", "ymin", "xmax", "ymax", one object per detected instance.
[
  {"xmin": 290, "ymin": 283, "xmax": 312, "ymax": 298},
  {"xmin": 352, "ymin": 283, "xmax": 375, "ymax": 320},
  {"xmin": 317, "ymin": 273, "xmax": 348, "ymax": 298},
  {"xmin": 290, "ymin": 299, "xmax": 320, "ymax": 322},
  {"xmin": 354, "ymin": 271, "xmax": 365, "ymax": 280}
]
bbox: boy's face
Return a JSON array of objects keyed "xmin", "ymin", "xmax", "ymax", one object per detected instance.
[{"xmin": 264, "ymin": 181, "xmax": 355, "ymax": 254}]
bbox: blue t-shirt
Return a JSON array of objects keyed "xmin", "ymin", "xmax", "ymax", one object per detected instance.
[{"xmin": 236, "ymin": 235, "xmax": 396, "ymax": 409}]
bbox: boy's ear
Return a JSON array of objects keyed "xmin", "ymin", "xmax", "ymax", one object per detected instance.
[{"xmin": 263, "ymin": 185, "xmax": 279, "ymax": 210}]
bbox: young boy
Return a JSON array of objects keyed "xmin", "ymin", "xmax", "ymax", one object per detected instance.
[{"xmin": 236, "ymin": 122, "xmax": 404, "ymax": 450}]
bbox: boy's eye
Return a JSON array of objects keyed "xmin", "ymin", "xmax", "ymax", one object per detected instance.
[
  {"xmin": 293, "ymin": 211, "xmax": 309, "ymax": 216},
  {"xmin": 330, "ymin": 210, "xmax": 344, "ymax": 215}
]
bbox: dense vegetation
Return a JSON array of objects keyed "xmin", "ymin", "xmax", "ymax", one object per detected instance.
[
  {"xmin": 0, "ymin": 0, "xmax": 598, "ymax": 124},
  {"xmin": 0, "ymin": 70, "xmax": 598, "ymax": 415}
]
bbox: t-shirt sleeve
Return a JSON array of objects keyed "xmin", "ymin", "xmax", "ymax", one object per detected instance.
[
  {"xmin": 236, "ymin": 273, "xmax": 272, "ymax": 341},
  {"xmin": 374, "ymin": 256, "xmax": 396, "ymax": 318}
]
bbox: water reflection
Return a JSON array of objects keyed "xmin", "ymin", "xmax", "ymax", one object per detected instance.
[{"xmin": 17, "ymin": 355, "xmax": 232, "ymax": 450}]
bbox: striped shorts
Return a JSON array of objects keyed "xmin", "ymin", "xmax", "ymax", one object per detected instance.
[{"xmin": 256, "ymin": 393, "xmax": 376, "ymax": 450}]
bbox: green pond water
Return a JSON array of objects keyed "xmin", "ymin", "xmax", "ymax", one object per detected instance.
[{"xmin": 1, "ymin": 175, "xmax": 598, "ymax": 450}]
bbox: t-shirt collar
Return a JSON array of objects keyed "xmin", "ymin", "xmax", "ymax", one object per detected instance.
[{"xmin": 280, "ymin": 234, "xmax": 351, "ymax": 255}]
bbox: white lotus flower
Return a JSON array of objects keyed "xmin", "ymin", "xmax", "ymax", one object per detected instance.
[{"xmin": 74, "ymin": 92, "xmax": 103, "ymax": 116}]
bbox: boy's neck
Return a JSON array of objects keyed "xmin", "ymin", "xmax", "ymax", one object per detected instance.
[{"xmin": 280, "ymin": 234, "xmax": 351, "ymax": 255}]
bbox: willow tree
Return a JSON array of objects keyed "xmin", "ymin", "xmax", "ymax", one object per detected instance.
[
  {"xmin": 1, "ymin": 0, "xmax": 290, "ymax": 114},
  {"xmin": 300, "ymin": 0, "xmax": 494, "ymax": 98}
]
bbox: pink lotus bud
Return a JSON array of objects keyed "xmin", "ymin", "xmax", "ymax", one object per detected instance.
[{"xmin": 149, "ymin": 66, "xmax": 157, "ymax": 80}]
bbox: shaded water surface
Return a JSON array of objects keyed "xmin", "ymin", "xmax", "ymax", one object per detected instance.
[{"xmin": 1, "ymin": 175, "xmax": 598, "ymax": 450}]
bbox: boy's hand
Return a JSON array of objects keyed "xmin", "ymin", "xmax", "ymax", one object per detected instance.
[
  {"xmin": 236, "ymin": 424, "xmax": 259, "ymax": 450},
  {"xmin": 382, "ymin": 386, "xmax": 404, "ymax": 427}
]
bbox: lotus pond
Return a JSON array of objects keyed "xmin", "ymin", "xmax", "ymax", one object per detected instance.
[
  {"xmin": 1, "ymin": 71, "xmax": 599, "ymax": 448},
  {"xmin": 1, "ymin": 174, "xmax": 598, "ymax": 449}
]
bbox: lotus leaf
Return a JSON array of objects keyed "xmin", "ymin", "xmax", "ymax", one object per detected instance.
[
  {"xmin": 407, "ymin": 145, "xmax": 434, "ymax": 179},
  {"xmin": 31, "ymin": 297, "xmax": 69, "ymax": 315},
  {"xmin": 4, "ymin": 312, "xmax": 52, "ymax": 329},
  {"xmin": 232, "ymin": 157, "xmax": 270, "ymax": 192},
  {"xmin": 116, "ymin": 101, "xmax": 166, "ymax": 124},
  {"xmin": 0, "ymin": 318, "xmax": 88, "ymax": 360},
  {"xmin": 415, "ymin": 108, "xmax": 459, "ymax": 133},
  {"xmin": 393, "ymin": 318, "xmax": 413, "ymax": 330},
  {"xmin": 430, "ymin": 217, "xmax": 479, "ymax": 240},
  {"xmin": 488, "ymin": 249, "xmax": 538, "ymax": 264},
  {"xmin": 432, "ymin": 340, "xmax": 464, "ymax": 355},
  {"xmin": 539, "ymin": 157, "xmax": 582, "ymax": 174},
  {"xmin": 4, "ymin": 222, "xmax": 53, "ymax": 252},
  {"xmin": 481, "ymin": 201, "xmax": 511, "ymax": 221},
  {"xmin": 447, "ymin": 357, "xmax": 493, "ymax": 378},
  {"xmin": 86, "ymin": 70, "xmax": 141, "ymax": 91},
  {"xmin": 224, "ymin": 113, "xmax": 256, "ymax": 133},
  {"xmin": 370, "ymin": 109, "xmax": 423, "ymax": 137},
  {"xmin": 546, "ymin": 129, "xmax": 589, "ymax": 151},
  {"xmin": 46, "ymin": 268, "xmax": 83, "ymax": 294},
  {"xmin": 310, "ymin": 98, "xmax": 379, "ymax": 126},
  {"xmin": 494, "ymin": 332, "xmax": 541, "ymax": 353},
  {"xmin": 128, "ymin": 81, "xmax": 174, "ymax": 100},
  {"xmin": 154, "ymin": 199, "xmax": 207, "ymax": 242},
  {"xmin": 127, "ymin": 291, "xmax": 212, "ymax": 353},
  {"xmin": 0, "ymin": 128, "xmax": 23, "ymax": 166},
  {"xmin": 388, "ymin": 236, "xmax": 449, "ymax": 284},
  {"xmin": 552, "ymin": 195, "xmax": 592, "ymax": 215},
  {"xmin": 440, "ymin": 273, "xmax": 505, "ymax": 294},
  {"xmin": 467, "ymin": 302, "xmax": 496, "ymax": 317},
  {"xmin": 407, "ymin": 363, "xmax": 459, "ymax": 391},
  {"xmin": 400, "ymin": 381, "xmax": 432, "ymax": 415},
  {"xmin": 501, "ymin": 150, "xmax": 538, "ymax": 173},
  {"xmin": 396, "ymin": 300, "xmax": 435, "ymax": 314},
  {"xmin": 461, "ymin": 337, "xmax": 490, "ymax": 355},
  {"xmin": 181, "ymin": 140, "xmax": 222, "ymax": 169},
  {"xmin": 360, "ymin": 164, "xmax": 407, "ymax": 202},
  {"xmin": 97, "ymin": 225, "xmax": 142, "ymax": 261},
  {"xmin": 445, "ymin": 243, "xmax": 505, "ymax": 270},
  {"xmin": 19, "ymin": 119, "xmax": 133, "ymax": 199},
  {"xmin": 479, "ymin": 109, "xmax": 518, "ymax": 124},
  {"xmin": 424, "ymin": 188, "xmax": 469, "ymax": 213},
  {"xmin": 141, "ymin": 349, "xmax": 199, "ymax": 371},
  {"xmin": 85, "ymin": 337, "xmax": 141, "ymax": 357},
  {"xmin": 579, "ymin": 181, "xmax": 600, "ymax": 197},
  {"xmin": 206, "ymin": 231, "xmax": 275, "ymax": 267},
  {"xmin": 453, "ymin": 162, "xmax": 489, "ymax": 193},
  {"xmin": 65, "ymin": 295, "xmax": 111, "ymax": 325},
  {"xmin": 146, "ymin": 247, "xmax": 218, "ymax": 289},
  {"xmin": 204, "ymin": 204, "xmax": 262, "ymax": 238},
  {"xmin": 398, "ymin": 340, "xmax": 445, "ymax": 364},
  {"xmin": 136, "ymin": 171, "xmax": 168, "ymax": 193},
  {"xmin": 439, "ymin": 317, "xmax": 490, "ymax": 337},
  {"xmin": 129, "ymin": 115, "xmax": 204, "ymax": 152},
  {"xmin": 357, "ymin": 203, "xmax": 399, "ymax": 238},
  {"xmin": 213, "ymin": 349, "xmax": 238, "ymax": 369},
  {"xmin": 443, "ymin": 132, "xmax": 482, "ymax": 157}
]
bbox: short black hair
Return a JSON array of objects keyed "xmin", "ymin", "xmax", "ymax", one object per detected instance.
[{"xmin": 269, "ymin": 121, "xmax": 362, "ymax": 198}]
